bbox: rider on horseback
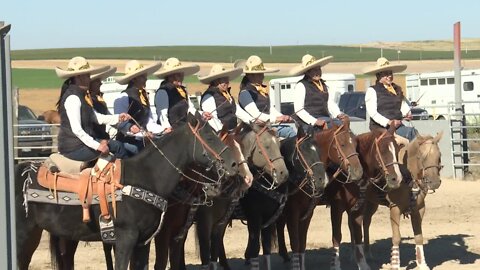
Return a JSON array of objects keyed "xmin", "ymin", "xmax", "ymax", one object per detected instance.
[
  {"xmin": 363, "ymin": 57, "xmax": 418, "ymax": 147},
  {"xmin": 238, "ymin": 55, "xmax": 296, "ymax": 138},
  {"xmin": 55, "ymin": 57, "xmax": 132, "ymax": 162},
  {"xmin": 154, "ymin": 57, "xmax": 212, "ymax": 129},
  {"xmin": 291, "ymin": 54, "xmax": 349, "ymax": 132},
  {"xmin": 199, "ymin": 64, "xmax": 255, "ymax": 187},
  {"xmin": 113, "ymin": 60, "xmax": 170, "ymax": 155}
]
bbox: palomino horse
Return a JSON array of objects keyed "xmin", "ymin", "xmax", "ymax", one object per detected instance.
[
  {"xmin": 42, "ymin": 109, "xmax": 60, "ymax": 124},
  {"xmin": 363, "ymin": 132, "xmax": 443, "ymax": 270},
  {"xmin": 15, "ymin": 113, "xmax": 237, "ymax": 270},
  {"xmin": 326, "ymin": 126, "xmax": 403, "ymax": 270},
  {"xmin": 153, "ymin": 122, "xmax": 288, "ymax": 270},
  {"xmin": 277, "ymin": 119, "xmax": 364, "ymax": 270}
]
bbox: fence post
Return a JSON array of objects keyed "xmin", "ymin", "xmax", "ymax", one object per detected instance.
[{"xmin": 0, "ymin": 21, "xmax": 16, "ymax": 269}]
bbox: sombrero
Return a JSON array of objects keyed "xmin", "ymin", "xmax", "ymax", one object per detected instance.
[
  {"xmin": 55, "ymin": 56, "xmax": 109, "ymax": 79},
  {"xmin": 198, "ymin": 64, "xmax": 243, "ymax": 84},
  {"xmin": 90, "ymin": 66, "xmax": 117, "ymax": 81},
  {"xmin": 154, "ymin": 57, "xmax": 200, "ymax": 78},
  {"xmin": 114, "ymin": 60, "xmax": 162, "ymax": 85},
  {"xmin": 363, "ymin": 57, "xmax": 407, "ymax": 75},
  {"xmin": 243, "ymin": 55, "xmax": 279, "ymax": 74},
  {"xmin": 289, "ymin": 54, "xmax": 333, "ymax": 76}
]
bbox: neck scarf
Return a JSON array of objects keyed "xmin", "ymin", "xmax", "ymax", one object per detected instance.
[
  {"xmin": 254, "ymin": 83, "xmax": 269, "ymax": 97},
  {"xmin": 312, "ymin": 81, "xmax": 325, "ymax": 92},
  {"xmin": 85, "ymin": 90, "xmax": 93, "ymax": 107},
  {"xmin": 139, "ymin": 88, "xmax": 149, "ymax": 106},
  {"xmin": 176, "ymin": 86, "xmax": 187, "ymax": 99},
  {"xmin": 384, "ymin": 84, "xmax": 397, "ymax": 95}
]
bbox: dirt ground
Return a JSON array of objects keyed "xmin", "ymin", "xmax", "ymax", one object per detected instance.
[{"xmin": 26, "ymin": 178, "xmax": 480, "ymax": 270}]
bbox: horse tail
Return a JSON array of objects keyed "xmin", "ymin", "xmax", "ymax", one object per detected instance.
[{"xmin": 49, "ymin": 234, "xmax": 61, "ymax": 270}]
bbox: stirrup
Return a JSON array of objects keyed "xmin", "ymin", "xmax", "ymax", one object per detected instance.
[{"xmin": 99, "ymin": 215, "xmax": 115, "ymax": 243}]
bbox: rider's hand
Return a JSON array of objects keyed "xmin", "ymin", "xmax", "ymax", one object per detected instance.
[
  {"xmin": 314, "ymin": 118, "xmax": 326, "ymax": 127},
  {"xmin": 118, "ymin": 113, "xmax": 132, "ymax": 122},
  {"xmin": 129, "ymin": 125, "xmax": 140, "ymax": 134},
  {"xmin": 97, "ymin": 140, "xmax": 109, "ymax": 155},
  {"xmin": 404, "ymin": 112, "xmax": 413, "ymax": 121},
  {"xmin": 337, "ymin": 113, "xmax": 349, "ymax": 121},
  {"xmin": 388, "ymin": 119, "xmax": 402, "ymax": 128},
  {"xmin": 202, "ymin": 112, "xmax": 213, "ymax": 121},
  {"xmin": 163, "ymin": 127, "xmax": 173, "ymax": 134}
]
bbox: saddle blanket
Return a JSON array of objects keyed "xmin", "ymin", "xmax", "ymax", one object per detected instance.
[{"xmin": 26, "ymin": 188, "xmax": 122, "ymax": 206}]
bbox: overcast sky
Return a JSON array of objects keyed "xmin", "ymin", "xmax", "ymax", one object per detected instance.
[{"xmin": 2, "ymin": 0, "xmax": 478, "ymax": 50}]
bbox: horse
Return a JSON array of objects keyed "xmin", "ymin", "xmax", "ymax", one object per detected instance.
[
  {"xmin": 362, "ymin": 132, "xmax": 443, "ymax": 270},
  {"xmin": 15, "ymin": 112, "xmax": 238, "ymax": 270},
  {"xmin": 276, "ymin": 119, "xmax": 364, "ymax": 270},
  {"xmin": 152, "ymin": 122, "xmax": 289, "ymax": 270},
  {"xmin": 324, "ymin": 125, "xmax": 404, "ymax": 270}
]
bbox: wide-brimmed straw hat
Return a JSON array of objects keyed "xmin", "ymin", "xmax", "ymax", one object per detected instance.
[
  {"xmin": 114, "ymin": 60, "xmax": 162, "ymax": 85},
  {"xmin": 153, "ymin": 57, "xmax": 200, "ymax": 79},
  {"xmin": 90, "ymin": 66, "xmax": 117, "ymax": 82},
  {"xmin": 243, "ymin": 55, "xmax": 279, "ymax": 74},
  {"xmin": 363, "ymin": 57, "xmax": 407, "ymax": 75},
  {"xmin": 289, "ymin": 54, "xmax": 333, "ymax": 76},
  {"xmin": 198, "ymin": 65, "xmax": 243, "ymax": 84},
  {"xmin": 55, "ymin": 56, "xmax": 109, "ymax": 79}
]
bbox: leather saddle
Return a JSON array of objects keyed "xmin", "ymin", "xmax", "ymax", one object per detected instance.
[{"xmin": 37, "ymin": 153, "xmax": 122, "ymax": 223}]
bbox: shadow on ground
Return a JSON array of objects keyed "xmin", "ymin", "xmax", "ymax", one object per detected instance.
[{"xmin": 183, "ymin": 234, "xmax": 480, "ymax": 269}]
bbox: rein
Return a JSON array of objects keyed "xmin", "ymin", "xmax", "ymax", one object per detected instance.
[
  {"xmin": 291, "ymin": 135, "xmax": 323, "ymax": 198},
  {"xmin": 367, "ymin": 130, "xmax": 399, "ymax": 192},
  {"xmin": 324, "ymin": 124, "xmax": 358, "ymax": 182},
  {"xmin": 414, "ymin": 140, "xmax": 443, "ymax": 194}
]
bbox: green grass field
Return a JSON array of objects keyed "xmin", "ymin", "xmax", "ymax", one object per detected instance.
[
  {"xmin": 12, "ymin": 68, "xmax": 282, "ymax": 89},
  {"xmin": 12, "ymin": 45, "xmax": 480, "ymax": 63}
]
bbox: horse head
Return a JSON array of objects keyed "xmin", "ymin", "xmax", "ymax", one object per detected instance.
[
  {"xmin": 313, "ymin": 119, "xmax": 363, "ymax": 182},
  {"xmin": 371, "ymin": 126, "xmax": 403, "ymax": 190},
  {"xmin": 285, "ymin": 125, "xmax": 327, "ymax": 196},
  {"xmin": 186, "ymin": 112, "xmax": 237, "ymax": 178},
  {"xmin": 239, "ymin": 122, "xmax": 289, "ymax": 187},
  {"xmin": 407, "ymin": 132, "xmax": 443, "ymax": 191}
]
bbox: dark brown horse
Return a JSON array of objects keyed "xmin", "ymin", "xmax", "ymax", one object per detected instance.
[
  {"xmin": 276, "ymin": 119, "xmax": 364, "ymax": 270},
  {"xmin": 363, "ymin": 132, "xmax": 443, "ymax": 270},
  {"xmin": 326, "ymin": 126, "xmax": 403, "ymax": 270}
]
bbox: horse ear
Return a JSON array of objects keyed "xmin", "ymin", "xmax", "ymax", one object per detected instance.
[
  {"xmin": 433, "ymin": 131, "xmax": 443, "ymax": 143},
  {"xmin": 187, "ymin": 112, "xmax": 197, "ymax": 125},
  {"xmin": 297, "ymin": 124, "xmax": 306, "ymax": 138}
]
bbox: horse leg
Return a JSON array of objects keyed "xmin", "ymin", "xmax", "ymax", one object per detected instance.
[
  {"xmin": 17, "ymin": 226, "xmax": 42, "ymax": 270},
  {"xmin": 129, "ymin": 242, "xmax": 151, "ymax": 270},
  {"xmin": 330, "ymin": 201, "xmax": 344, "ymax": 270},
  {"xmin": 362, "ymin": 200, "xmax": 378, "ymax": 260},
  {"xmin": 286, "ymin": 203, "xmax": 302, "ymax": 270},
  {"xmin": 276, "ymin": 215, "xmax": 290, "ymax": 263},
  {"xmin": 298, "ymin": 211, "xmax": 314, "ymax": 270},
  {"xmin": 411, "ymin": 200, "xmax": 430, "ymax": 270},
  {"xmin": 170, "ymin": 235, "xmax": 188, "ymax": 270},
  {"xmin": 245, "ymin": 217, "xmax": 261, "ymax": 270},
  {"xmin": 387, "ymin": 205, "xmax": 402, "ymax": 270},
  {"xmin": 348, "ymin": 210, "xmax": 370, "ymax": 270},
  {"xmin": 260, "ymin": 225, "xmax": 273, "ymax": 270},
  {"xmin": 103, "ymin": 243, "xmax": 114, "ymax": 270},
  {"xmin": 196, "ymin": 211, "xmax": 213, "ymax": 269},
  {"xmin": 114, "ymin": 229, "xmax": 139, "ymax": 270},
  {"xmin": 57, "ymin": 237, "xmax": 79, "ymax": 270},
  {"xmin": 154, "ymin": 220, "xmax": 172, "ymax": 270}
]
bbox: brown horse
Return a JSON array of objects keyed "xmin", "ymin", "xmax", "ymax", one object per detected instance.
[
  {"xmin": 327, "ymin": 126, "xmax": 403, "ymax": 270},
  {"xmin": 363, "ymin": 132, "xmax": 443, "ymax": 270},
  {"xmin": 42, "ymin": 109, "xmax": 60, "ymax": 124},
  {"xmin": 276, "ymin": 119, "xmax": 364, "ymax": 270}
]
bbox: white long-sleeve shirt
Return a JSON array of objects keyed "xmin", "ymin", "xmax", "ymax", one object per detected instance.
[
  {"xmin": 64, "ymin": 95, "xmax": 120, "ymax": 150},
  {"xmin": 238, "ymin": 90, "xmax": 283, "ymax": 123},
  {"xmin": 155, "ymin": 89, "xmax": 197, "ymax": 128},
  {"xmin": 113, "ymin": 93, "xmax": 166, "ymax": 137},
  {"xmin": 293, "ymin": 82, "xmax": 342, "ymax": 125},
  {"xmin": 201, "ymin": 94, "xmax": 254, "ymax": 132},
  {"xmin": 365, "ymin": 87, "xmax": 410, "ymax": 127}
]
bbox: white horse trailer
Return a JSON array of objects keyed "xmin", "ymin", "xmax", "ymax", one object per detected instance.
[
  {"xmin": 269, "ymin": 73, "xmax": 356, "ymax": 115},
  {"xmin": 405, "ymin": 69, "xmax": 480, "ymax": 120}
]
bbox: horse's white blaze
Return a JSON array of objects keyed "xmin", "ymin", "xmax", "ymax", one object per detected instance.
[{"xmin": 389, "ymin": 142, "xmax": 402, "ymax": 182}]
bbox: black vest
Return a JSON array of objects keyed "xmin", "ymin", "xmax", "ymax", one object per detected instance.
[
  {"xmin": 58, "ymin": 85, "xmax": 97, "ymax": 153},
  {"xmin": 122, "ymin": 87, "xmax": 151, "ymax": 128},
  {"xmin": 91, "ymin": 95, "xmax": 110, "ymax": 140},
  {"xmin": 201, "ymin": 87, "xmax": 237, "ymax": 130},
  {"xmin": 369, "ymin": 83, "xmax": 404, "ymax": 129},
  {"xmin": 240, "ymin": 83, "xmax": 270, "ymax": 114},
  {"xmin": 156, "ymin": 81, "xmax": 189, "ymax": 128},
  {"xmin": 299, "ymin": 78, "xmax": 330, "ymax": 122}
]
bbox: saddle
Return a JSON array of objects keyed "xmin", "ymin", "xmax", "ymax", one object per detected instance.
[{"xmin": 37, "ymin": 153, "xmax": 122, "ymax": 223}]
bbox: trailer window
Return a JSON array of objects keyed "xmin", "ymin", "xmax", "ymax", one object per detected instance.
[
  {"xmin": 447, "ymin": 78, "xmax": 455, "ymax": 84},
  {"xmin": 347, "ymin": 84, "xmax": 354, "ymax": 92},
  {"xmin": 286, "ymin": 84, "xmax": 291, "ymax": 89},
  {"xmin": 463, "ymin": 81, "xmax": 474, "ymax": 91},
  {"xmin": 281, "ymin": 85, "xmax": 286, "ymax": 90},
  {"xmin": 420, "ymin": 79, "xmax": 428, "ymax": 86},
  {"xmin": 428, "ymin": 79, "xmax": 437, "ymax": 85},
  {"xmin": 438, "ymin": 78, "xmax": 446, "ymax": 85}
]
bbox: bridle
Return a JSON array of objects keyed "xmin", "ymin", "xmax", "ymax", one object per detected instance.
[
  {"xmin": 246, "ymin": 125, "xmax": 285, "ymax": 190},
  {"xmin": 291, "ymin": 135, "xmax": 324, "ymax": 198},
  {"xmin": 414, "ymin": 140, "xmax": 443, "ymax": 194},
  {"xmin": 324, "ymin": 124, "xmax": 359, "ymax": 182}
]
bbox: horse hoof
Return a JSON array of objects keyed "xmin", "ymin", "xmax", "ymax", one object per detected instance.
[
  {"xmin": 380, "ymin": 263, "xmax": 400, "ymax": 270},
  {"xmin": 415, "ymin": 264, "xmax": 430, "ymax": 270}
]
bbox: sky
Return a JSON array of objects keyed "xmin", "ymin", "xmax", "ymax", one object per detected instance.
[{"xmin": 2, "ymin": 0, "xmax": 479, "ymax": 50}]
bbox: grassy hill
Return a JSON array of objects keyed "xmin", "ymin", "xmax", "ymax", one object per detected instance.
[{"xmin": 12, "ymin": 44, "xmax": 480, "ymax": 63}]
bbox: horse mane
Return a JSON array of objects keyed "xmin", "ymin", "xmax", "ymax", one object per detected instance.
[{"xmin": 406, "ymin": 134, "xmax": 436, "ymax": 177}]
